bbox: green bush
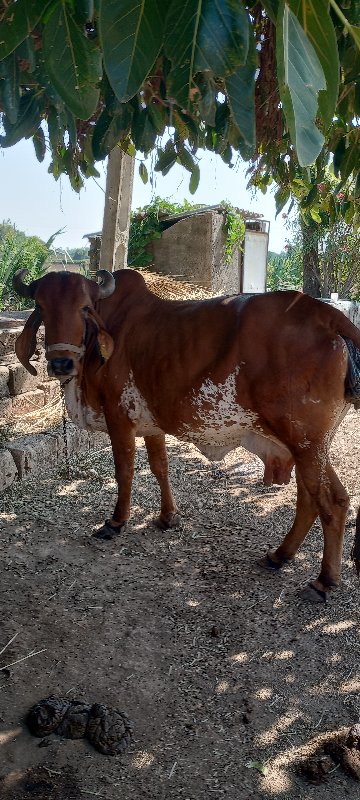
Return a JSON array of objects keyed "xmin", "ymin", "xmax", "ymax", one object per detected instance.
[
  {"xmin": 0, "ymin": 222, "xmax": 56, "ymax": 310},
  {"xmin": 128, "ymin": 197, "xmax": 201, "ymax": 267}
]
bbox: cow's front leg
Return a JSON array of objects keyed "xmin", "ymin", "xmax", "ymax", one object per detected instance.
[
  {"xmin": 93, "ymin": 423, "xmax": 136, "ymax": 540},
  {"xmin": 144, "ymin": 434, "xmax": 180, "ymax": 529}
]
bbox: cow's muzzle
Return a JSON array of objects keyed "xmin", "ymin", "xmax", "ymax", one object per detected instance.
[
  {"xmin": 46, "ymin": 342, "xmax": 86, "ymax": 378},
  {"xmin": 48, "ymin": 357, "xmax": 77, "ymax": 377}
]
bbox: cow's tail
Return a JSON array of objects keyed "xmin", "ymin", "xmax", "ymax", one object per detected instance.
[
  {"xmin": 326, "ymin": 304, "xmax": 360, "ymax": 352},
  {"xmin": 351, "ymin": 508, "xmax": 360, "ymax": 577}
]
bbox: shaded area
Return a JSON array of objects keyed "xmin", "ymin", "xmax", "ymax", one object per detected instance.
[
  {"xmin": 0, "ymin": 765, "xmax": 80, "ymax": 800},
  {"xmin": 0, "ymin": 410, "xmax": 360, "ymax": 799}
]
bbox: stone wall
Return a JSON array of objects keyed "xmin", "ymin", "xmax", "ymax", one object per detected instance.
[{"xmin": 0, "ymin": 314, "xmax": 109, "ymax": 493}]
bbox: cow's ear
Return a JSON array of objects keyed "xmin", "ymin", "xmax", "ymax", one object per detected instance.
[
  {"xmin": 97, "ymin": 329, "xmax": 114, "ymax": 361},
  {"xmin": 87, "ymin": 307, "xmax": 114, "ymax": 362},
  {"xmin": 15, "ymin": 306, "xmax": 42, "ymax": 376}
]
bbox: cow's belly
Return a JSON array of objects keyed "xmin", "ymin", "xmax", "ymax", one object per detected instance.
[
  {"xmin": 177, "ymin": 372, "xmax": 294, "ymax": 484},
  {"xmin": 178, "ymin": 371, "xmax": 258, "ymax": 459}
]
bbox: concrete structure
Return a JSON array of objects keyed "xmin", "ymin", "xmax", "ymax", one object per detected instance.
[
  {"xmin": 86, "ymin": 206, "xmax": 269, "ymax": 294},
  {"xmin": 99, "ymin": 148, "xmax": 134, "ymax": 275},
  {"xmin": 323, "ymin": 296, "xmax": 360, "ymax": 328},
  {"xmin": 148, "ymin": 207, "xmax": 269, "ymax": 294}
]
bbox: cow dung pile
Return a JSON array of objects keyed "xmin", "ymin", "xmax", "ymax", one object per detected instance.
[
  {"xmin": 138, "ymin": 268, "xmax": 218, "ymax": 300},
  {"xmin": 299, "ymin": 725, "xmax": 360, "ymax": 783},
  {"xmin": 26, "ymin": 696, "xmax": 133, "ymax": 756}
]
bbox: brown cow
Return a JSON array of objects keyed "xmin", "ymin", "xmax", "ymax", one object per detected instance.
[{"xmin": 13, "ymin": 268, "xmax": 360, "ymax": 602}]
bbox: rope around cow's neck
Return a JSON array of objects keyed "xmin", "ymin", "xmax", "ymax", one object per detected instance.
[{"xmin": 60, "ymin": 378, "xmax": 73, "ymax": 480}]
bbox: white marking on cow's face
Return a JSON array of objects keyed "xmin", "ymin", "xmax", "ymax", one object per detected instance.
[{"xmin": 120, "ymin": 371, "xmax": 162, "ymax": 436}]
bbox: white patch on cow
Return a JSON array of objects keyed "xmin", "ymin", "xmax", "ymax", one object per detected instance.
[
  {"xmin": 120, "ymin": 371, "xmax": 162, "ymax": 436},
  {"xmin": 179, "ymin": 369, "xmax": 261, "ymax": 461},
  {"xmin": 62, "ymin": 378, "xmax": 108, "ymax": 433},
  {"xmin": 301, "ymin": 396, "xmax": 321, "ymax": 404},
  {"xmin": 297, "ymin": 438, "xmax": 311, "ymax": 449}
]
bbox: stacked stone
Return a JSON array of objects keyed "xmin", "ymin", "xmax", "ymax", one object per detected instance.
[{"xmin": 0, "ymin": 314, "xmax": 109, "ymax": 492}]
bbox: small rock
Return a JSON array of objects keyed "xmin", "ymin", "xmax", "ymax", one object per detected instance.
[{"xmin": 210, "ymin": 625, "xmax": 222, "ymax": 637}]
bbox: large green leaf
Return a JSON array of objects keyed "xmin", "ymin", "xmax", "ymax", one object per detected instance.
[
  {"xmin": 155, "ymin": 142, "xmax": 178, "ymax": 175},
  {"xmin": 32, "ymin": 127, "xmax": 46, "ymax": 162},
  {"xmin": 288, "ymin": 0, "xmax": 339, "ymax": 129},
  {"xmin": 225, "ymin": 31, "xmax": 257, "ymax": 149},
  {"xmin": 0, "ymin": 0, "xmax": 49, "ymax": 60},
  {"xmin": 164, "ymin": 0, "xmax": 249, "ymax": 109},
  {"xmin": 339, "ymin": 129, "xmax": 360, "ymax": 181},
  {"xmin": 349, "ymin": 24, "xmax": 360, "ymax": 50},
  {"xmin": 42, "ymin": 2, "xmax": 102, "ymax": 120},
  {"xmin": 214, "ymin": 102, "xmax": 230, "ymax": 153},
  {"xmin": 0, "ymin": 53, "xmax": 19, "ymax": 124},
  {"xmin": 92, "ymin": 104, "xmax": 133, "ymax": 160},
  {"xmin": 99, "ymin": 0, "xmax": 164, "ymax": 102},
  {"xmin": 0, "ymin": 90, "xmax": 42, "ymax": 147},
  {"xmin": 277, "ymin": 4, "xmax": 326, "ymax": 166}
]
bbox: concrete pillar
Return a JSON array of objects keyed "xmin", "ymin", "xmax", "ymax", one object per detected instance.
[
  {"xmin": 100, "ymin": 148, "xmax": 135, "ymax": 272},
  {"xmin": 88, "ymin": 235, "xmax": 102, "ymax": 280}
]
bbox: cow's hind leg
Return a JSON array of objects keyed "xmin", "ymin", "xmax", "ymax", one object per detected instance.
[
  {"xmin": 144, "ymin": 434, "xmax": 180, "ymax": 529},
  {"xmin": 260, "ymin": 454, "xmax": 349, "ymax": 601},
  {"xmin": 304, "ymin": 463, "xmax": 349, "ymax": 601},
  {"xmin": 290, "ymin": 455, "xmax": 348, "ymax": 601},
  {"xmin": 261, "ymin": 469, "xmax": 318, "ymax": 570}
]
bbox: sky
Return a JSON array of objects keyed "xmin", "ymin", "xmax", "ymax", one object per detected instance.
[{"xmin": 0, "ymin": 138, "xmax": 288, "ymax": 254}]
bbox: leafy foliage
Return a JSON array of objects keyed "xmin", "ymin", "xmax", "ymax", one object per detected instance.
[
  {"xmin": 67, "ymin": 246, "xmax": 90, "ymax": 262},
  {"xmin": 128, "ymin": 197, "xmax": 203, "ymax": 266},
  {"xmin": 0, "ymin": 0, "xmax": 359, "ymax": 215},
  {"xmin": 267, "ymin": 212, "xmax": 360, "ymax": 299},
  {"xmin": 0, "ymin": 221, "xmax": 53, "ymax": 309},
  {"xmin": 221, "ymin": 202, "xmax": 246, "ymax": 265},
  {"xmin": 267, "ymin": 246, "xmax": 302, "ymax": 292}
]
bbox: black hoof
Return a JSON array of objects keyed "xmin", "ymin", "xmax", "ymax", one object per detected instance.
[
  {"xmin": 258, "ymin": 553, "xmax": 289, "ymax": 571},
  {"xmin": 153, "ymin": 512, "xmax": 181, "ymax": 531},
  {"xmin": 300, "ymin": 583, "xmax": 327, "ymax": 604},
  {"xmin": 92, "ymin": 520, "xmax": 126, "ymax": 540}
]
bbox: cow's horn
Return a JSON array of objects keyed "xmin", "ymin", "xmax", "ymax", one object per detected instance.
[
  {"xmin": 13, "ymin": 269, "xmax": 34, "ymax": 299},
  {"xmin": 96, "ymin": 269, "xmax": 115, "ymax": 299}
]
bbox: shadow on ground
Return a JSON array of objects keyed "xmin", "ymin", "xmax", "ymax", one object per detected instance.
[{"xmin": 1, "ymin": 411, "xmax": 360, "ymax": 800}]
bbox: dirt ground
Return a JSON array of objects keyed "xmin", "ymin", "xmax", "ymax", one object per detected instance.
[{"xmin": 1, "ymin": 409, "xmax": 360, "ymax": 800}]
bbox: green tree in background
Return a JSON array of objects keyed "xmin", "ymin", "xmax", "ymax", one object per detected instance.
[
  {"xmin": 268, "ymin": 214, "xmax": 360, "ymax": 300},
  {"xmin": 0, "ymin": 222, "xmax": 55, "ymax": 309}
]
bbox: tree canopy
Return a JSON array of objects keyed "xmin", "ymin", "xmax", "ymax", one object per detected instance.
[{"xmin": 0, "ymin": 1, "xmax": 359, "ymax": 219}]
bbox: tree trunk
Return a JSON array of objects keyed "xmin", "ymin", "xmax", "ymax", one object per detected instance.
[
  {"xmin": 100, "ymin": 148, "xmax": 135, "ymax": 272},
  {"xmin": 301, "ymin": 217, "xmax": 321, "ymax": 297}
]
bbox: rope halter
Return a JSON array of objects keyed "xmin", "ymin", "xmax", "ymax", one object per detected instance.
[{"xmin": 45, "ymin": 342, "xmax": 86, "ymax": 358}]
